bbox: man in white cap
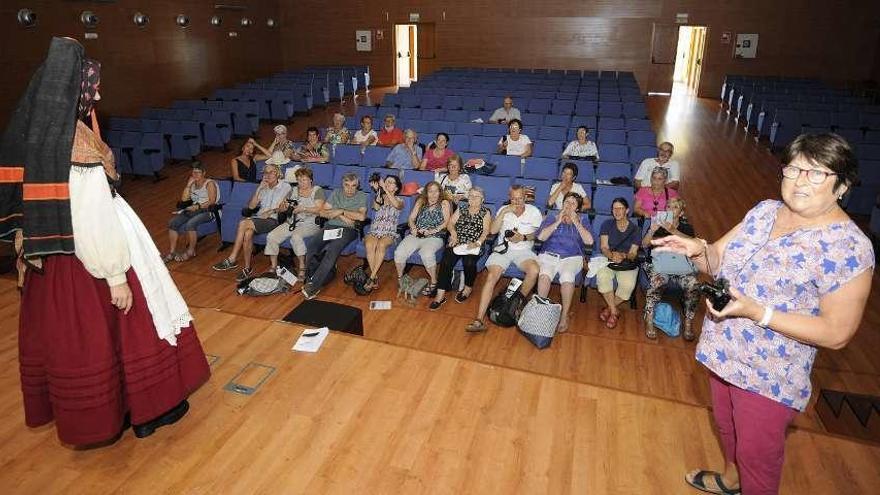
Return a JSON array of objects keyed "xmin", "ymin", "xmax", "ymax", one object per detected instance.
[{"xmin": 253, "ymin": 124, "xmax": 295, "ymax": 161}]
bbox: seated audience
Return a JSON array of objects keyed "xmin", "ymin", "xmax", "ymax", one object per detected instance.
[
  {"xmin": 421, "ymin": 133, "xmax": 454, "ymax": 171},
  {"xmin": 497, "ymin": 119, "xmax": 532, "ymax": 158},
  {"xmin": 435, "ymin": 154, "xmax": 472, "ymax": 202},
  {"xmin": 231, "ymin": 139, "xmax": 257, "ymax": 183},
  {"xmin": 302, "ymin": 172, "xmax": 368, "ymax": 299},
  {"xmin": 548, "ymin": 162, "xmax": 590, "ymax": 210},
  {"xmin": 362, "ymin": 174, "xmax": 404, "ymax": 290},
  {"xmin": 324, "ymin": 112, "xmax": 351, "ymax": 145},
  {"xmin": 293, "ymin": 126, "xmax": 330, "ymax": 163},
  {"xmin": 164, "ymin": 162, "xmax": 220, "ymax": 262},
  {"xmin": 634, "ymin": 141, "xmax": 680, "ymax": 189},
  {"xmin": 253, "ymin": 125, "xmax": 295, "ymax": 161},
  {"xmin": 562, "ymin": 125, "xmax": 599, "ymax": 160},
  {"xmin": 264, "ymin": 168, "xmax": 326, "ymax": 280},
  {"xmin": 394, "ymin": 181, "xmax": 452, "ymax": 296},
  {"xmin": 536, "ymin": 192, "xmax": 594, "ymax": 332},
  {"xmin": 634, "ymin": 167, "xmax": 679, "ymax": 218},
  {"xmin": 377, "ymin": 114, "xmax": 405, "ymax": 147},
  {"xmin": 595, "ymin": 197, "xmax": 641, "ymax": 329},
  {"xmin": 466, "ymin": 185, "xmax": 543, "ymax": 332},
  {"xmin": 641, "ymin": 197, "xmax": 698, "ymax": 340},
  {"xmin": 350, "ymin": 115, "xmax": 378, "ymax": 148},
  {"xmin": 385, "ymin": 129, "xmax": 423, "ymax": 170},
  {"xmin": 212, "ymin": 163, "xmax": 291, "ymax": 282},
  {"xmin": 489, "ymin": 96, "xmax": 521, "ymax": 124},
  {"xmin": 430, "ymin": 187, "xmax": 491, "ymax": 309}
]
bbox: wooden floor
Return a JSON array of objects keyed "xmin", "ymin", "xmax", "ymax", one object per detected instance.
[{"xmin": 1, "ymin": 88, "xmax": 879, "ymax": 494}]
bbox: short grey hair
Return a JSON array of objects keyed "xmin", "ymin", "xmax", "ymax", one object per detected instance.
[
  {"xmin": 404, "ymin": 128, "xmax": 418, "ymax": 139},
  {"xmin": 341, "ymin": 172, "xmax": 360, "ymax": 185},
  {"xmin": 469, "ymin": 185, "xmax": 485, "ymax": 199},
  {"xmin": 651, "ymin": 166, "xmax": 669, "ymax": 179}
]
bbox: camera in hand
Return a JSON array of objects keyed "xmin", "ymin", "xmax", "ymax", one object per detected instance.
[
  {"xmin": 699, "ymin": 277, "xmax": 732, "ymax": 311},
  {"xmin": 504, "ymin": 230, "xmax": 516, "ymax": 239}
]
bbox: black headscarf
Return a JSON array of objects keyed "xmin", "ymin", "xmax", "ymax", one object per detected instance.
[{"xmin": 0, "ymin": 37, "xmax": 85, "ymax": 257}]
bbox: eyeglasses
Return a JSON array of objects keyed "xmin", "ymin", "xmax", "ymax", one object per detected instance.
[{"xmin": 781, "ymin": 165, "xmax": 838, "ymax": 185}]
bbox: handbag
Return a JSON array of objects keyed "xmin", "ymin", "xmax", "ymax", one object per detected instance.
[
  {"xmin": 606, "ymin": 222, "xmax": 639, "ymax": 271},
  {"xmin": 517, "ymin": 294, "xmax": 561, "ymax": 349},
  {"xmin": 488, "ymin": 287, "xmax": 525, "ymax": 327},
  {"xmin": 651, "ymin": 251, "xmax": 696, "ymax": 275},
  {"xmin": 652, "ymin": 302, "xmax": 681, "ymax": 337}
]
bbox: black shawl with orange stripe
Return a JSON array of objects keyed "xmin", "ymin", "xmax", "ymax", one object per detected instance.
[{"xmin": 0, "ymin": 37, "xmax": 82, "ymax": 258}]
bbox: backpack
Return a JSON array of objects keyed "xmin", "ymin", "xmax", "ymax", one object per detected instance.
[
  {"xmin": 343, "ymin": 264, "xmax": 372, "ymax": 296},
  {"xmin": 236, "ymin": 273, "xmax": 290, "ymax": 296},
  {"xmin": 488, "ymin": 288, "xmax": 525, "ymax": 327},
  {"xmin": 397, "ymin": 274, "xmax": 429, "ymax": 305}
]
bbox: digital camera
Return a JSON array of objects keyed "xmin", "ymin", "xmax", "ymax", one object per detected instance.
[{"xmin": 699, "ymin": 277, "xmax": 732, "ymax": 311}]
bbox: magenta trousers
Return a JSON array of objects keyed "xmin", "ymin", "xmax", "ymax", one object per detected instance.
[{"xmin": 709, "ymin": 373, "xmax": 798, "ymax": 495}]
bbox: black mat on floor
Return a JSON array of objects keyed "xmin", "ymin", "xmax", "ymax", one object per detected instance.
[{"xmin": 282, "ymin": 300, "xmax": 364, "ymax": 336}]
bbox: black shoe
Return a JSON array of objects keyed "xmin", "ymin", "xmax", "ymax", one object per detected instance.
[
  {"xmin": 455, "ymin": 290, "xmax": 470, "ymax": 303},
  {"xmin": 132, "ymin": 400, "xmax": 190, "ymax": 439},
  {"xmin": 428, "ymin": 298, "xmax": 447, "ymax": 311}
]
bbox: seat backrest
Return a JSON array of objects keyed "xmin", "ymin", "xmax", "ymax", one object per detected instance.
[
  {"xmin": 361, "ymin": 146, "xmax": 389, "ymax": 167},
  {"xmin": 592, "ymin": 185, "xmax": 634, "ymax": 215},
  {"xmin": 332, "ymin": 144, "xmax": 363, "ymax": 165},
  {"xmin": 522, "ymin": 158, "xmax": 559, "ymax": 180},
  {"xmin": 490, "ymin": 154, "xmax": 522, "ymax": 177},
  {"xmin": 471, "ymin": 175, "xmax": 513, "ymax": 204},
  {"xmin": 310, "ymin": 164, "xmax": 335, "ymax": 188},
  {"xmin": 598, "ymin": 129, "xmax": 627, "ymax": 145},
  {"xmin": 628, "ymin": 145, "xmax": 656, "ymax": 168},
  {"xmin": 139, "ymin": 132, "xmax": 163, "ymax": 149},
  {"xmin": 518, "ymin": 178, "xmax": 552, "ymax": 209},
  {"xmin": 596, "ymin": 162, "xmax": 633, "ymax": 181},
  {"xmin": 469, "ymin": 135, "xmax": 500, "ymax": 154},
  {"xmin": 402, "ymin": 169, "xmax": 435, "ymax": 186},
  {"xmin": 332, "ymin": 165, "xmax": 366, "ymax": 186},
  {"xmin": 598, "ymin": 143, "xmax": 629, "ymax": 163},
  {"xmin": 533, "ymin": 140, "xmax": 564, "ymax": 159}
]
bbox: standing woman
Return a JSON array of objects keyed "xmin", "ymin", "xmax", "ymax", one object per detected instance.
[
  {"xmin": 654, "ymin": 134, "xmax": 873, "ymax": 495},
  {"xmin": 0, "ymin": 38, "xmax": 210, "ymax": 447},
  {"xmin": 362, "ymin": 174, "xmax": 404, "ymax": 290}
]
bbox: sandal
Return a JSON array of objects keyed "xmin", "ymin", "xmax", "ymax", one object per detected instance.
[
  {"xmin": 455, "ymin": 290, "xmax": 471, "ymax": 303},
  {"xmin": 465, "ymin": 319, "xmax": 487, "ymax": 333},
  {"xmin": 599, "ymin": 306, "xmax": 611, "ymax": 322},
  {"xmin": 685, "ymin": 470, "xmax": 741, "ymax": 495},
  {"xmin": 174, "ymin": 251, "xmax": 196, "ymax": 262},
  {"xmin": 605, "ymin": 312, "xmax": 619, "ymax": 329}
]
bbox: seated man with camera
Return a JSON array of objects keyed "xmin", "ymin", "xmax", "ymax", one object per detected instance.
[
  {"xmin": 212, "ymin": 163, "xmax": 291, "ymax": 282},
  {"xmin": 301, "ymin": 172, "xmax": 367, "ymax": 300},
  {"xmin": 466, "ymin": 185, "xmax": 543, "ymax": 332},
  {"xmin": 264, "ymin": 167, "xmax": 326, "ymax": 283}
]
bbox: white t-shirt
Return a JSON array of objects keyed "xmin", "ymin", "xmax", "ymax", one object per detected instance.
[
  {"xmin": 489, "ymin": 107, "xmax": 521, "ymax": 123},
  {"xmin": 351, "ymin": 129, "xmax": 378, "ymax": 146},
  {"xmin": 635, "ymin": 158, "xmax": 680, "ymax": 185},
  {"xmin": 499, "ymin": 134, "xmax": 532, "ymax": 157},
  {"xmin": 435, "ymin": 172, "xmax": 472, "ymax": 197},
  {"xmin": 496, "ymin": 204, "xmax": 543, "ymax": 251},
  {"xmin": 562, "ymin": 140, "xmax": 599, "ymax": 159},
  {"xmin": 549, "ymin": 182, "xmax": 588, "ymax": 209},
  {"xmin": 256, "ymin": 181, "xmax": 293, "ymax": 219}
]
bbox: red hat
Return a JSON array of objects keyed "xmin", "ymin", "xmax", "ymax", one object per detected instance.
[{"xmin": 400, "ymin": 182, "xmax": 420, "ymax": 196}]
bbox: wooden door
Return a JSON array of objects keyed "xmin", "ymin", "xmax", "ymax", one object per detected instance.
[{"xmin": 648, "ymin": 23, "xmax": 679, "ymax": 94}]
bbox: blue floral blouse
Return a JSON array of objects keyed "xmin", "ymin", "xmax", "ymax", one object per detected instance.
[{"xmin": 696, "ymin": 200, "xmax": 874, "ymax": 411}]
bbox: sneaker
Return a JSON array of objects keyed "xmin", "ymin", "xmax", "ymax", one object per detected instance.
[
  {"xmin": 235, "ymin": 267, "xmax": 253, "ymax": 282},
  {"xmin": 428, "ymin": 298, "xmax": 447, "ymax": 311},
  {"xmin": 302, "ymin": 284, "xmax": 320, "ymax": 300},
  {"xmin": 212, "ymin": 258, "xmax": 238, "ymax": 271}
]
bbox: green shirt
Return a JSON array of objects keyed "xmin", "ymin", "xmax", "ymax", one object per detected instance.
[{"xmin": 326, "ymin": 189, "xmax": 367, "ymax": 228}]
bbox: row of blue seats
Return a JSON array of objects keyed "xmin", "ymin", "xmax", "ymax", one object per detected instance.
[
  {"xmin": 344, "ymin": 115, "xmax": 651, "ymax": 138},
  {"xmin": 375, "ymin": 97, "xmax": 646, "ymax": 117},
  {"xmin": 328, "ymin": 137, "xmax": 649, "ymax": 165},
  {"xmin": 432, "ymin": 67, "xmax": 635, "ymax": 78},
  {"xmin": 401, "ymin": 82, "xmax": 640, "ymax": 93},
  {"xmin": 261, "ymin": 158, "xmax": 641, "ymax": 193}
]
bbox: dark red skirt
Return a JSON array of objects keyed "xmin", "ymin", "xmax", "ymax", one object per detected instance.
[{"xmin": 18, "ymin": 254, "xmax": 210, "ymax": 445}]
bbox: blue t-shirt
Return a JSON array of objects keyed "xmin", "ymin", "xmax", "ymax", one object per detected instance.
[
  {"xmin": 600, "ymin": 219, "xmax": 640, "ymax": 253},
  {"xmin": 385, "ymin": 143, "xmax": 423, "ymax": 169},
  {"xmin": 539, "ymin": 215, "xmax": 589, "ymax": 258}
]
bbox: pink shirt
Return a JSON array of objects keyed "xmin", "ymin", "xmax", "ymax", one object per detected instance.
[
  {"xmin": 423, "ymin": 148, "xmax": 454, "ymax": 171},
  {"xmin": 634, "ymin": 186, "xmax": 678, "ymax": 216}
]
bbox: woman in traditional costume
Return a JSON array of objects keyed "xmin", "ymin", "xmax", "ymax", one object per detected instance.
[{"xmin": 0, "ymin": 37, "xmax": 210, "ymax": 447}]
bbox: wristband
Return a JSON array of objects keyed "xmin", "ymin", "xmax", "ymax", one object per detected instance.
[{"xmin": 758, "ymin": 306, "xmax": 774, "ymax": 327}]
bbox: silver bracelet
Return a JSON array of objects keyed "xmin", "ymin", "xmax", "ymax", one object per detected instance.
[{"xmin": 758, "ymin": 306, "xmax": 774, "ymax": 327}]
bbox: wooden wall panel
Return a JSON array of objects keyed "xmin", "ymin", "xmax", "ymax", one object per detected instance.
[
  {"xmin": 279, "ymin": 0, "xmax": 880, "ymax": 97},
  {"xmin": 0, "ymin": 0, "xmax": 283, "ymax": 123}
]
